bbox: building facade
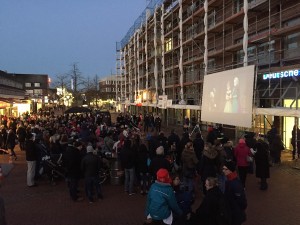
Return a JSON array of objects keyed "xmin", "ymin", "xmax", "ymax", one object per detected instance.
[
  {"xmin": 0, "ymin": 70, "xmax": 26, "ymax": 116},
  {"xmin": 99, "ymin": 75, "xmax": 122, "ymax": 110},
  {"xmin": 8, "ymin": 73, "xmax": 49, "ymax": 113},
  {"xmin": 116, "ymin": 0, "xmax": 300, "ymax": 147}
]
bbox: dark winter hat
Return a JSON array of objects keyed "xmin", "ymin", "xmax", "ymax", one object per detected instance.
[{"xmin": 224, "ymin": 160, "xmax": 236, "ymax": 172}]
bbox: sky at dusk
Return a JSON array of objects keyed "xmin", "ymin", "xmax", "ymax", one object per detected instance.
[{"xmin": 0, "ymin": 0, "xmax": 148, "ymax": 81}]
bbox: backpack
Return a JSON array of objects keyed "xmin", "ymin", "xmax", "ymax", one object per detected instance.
[{"xmin": 217, "ymin": 195, "xmax": 232, "ymax": 225}]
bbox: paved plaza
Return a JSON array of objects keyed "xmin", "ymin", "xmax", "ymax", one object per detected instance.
[{"xmin": 1, "ymin": 146, "xmax": 300, "ymax": 225}]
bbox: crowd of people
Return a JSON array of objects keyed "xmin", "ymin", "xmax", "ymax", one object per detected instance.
[{"xmin": 0, "ymin": 110, "xmax": 279, "ymax": 225}]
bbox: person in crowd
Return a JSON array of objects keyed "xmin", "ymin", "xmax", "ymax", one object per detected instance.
[
  {"xmin": 183, "ymin": 116, "xmax": 190, "ymax": 133},
  {"xmin": 103, "ymin": 131, "xmax": 115, "ymax": 152},
  {"xmin": 149, "ymin": 146, "xmax": 170, "ymax": 182},
  {"xmin": 59, "ymin": 134, "xmax": 69, "ymax": 154},
  {"xmin": 25, "ymin": 133, "xmax": 38, "ymax": 187},
  {"xmin": 192, "ymin": 132, "xmax": 204, "ymax": 162},
  {"xmin": 199, "ymin": 142, "xmax": 219, "ymax": 195},
  {"xmin": 291, "ymin": 125, "xmax": 300, "ymax": 160},
  {"xmin": 253, "ymin": 138, "xmax": 270, "ymax": 190},
  {"xmin": 158, "ymin": 132, "xmax": 168, "ymax": 153},
  {"xmin": 81, "ymin": 145, "xmax": 103, "ymax": 203},
  {"xmin": 155, "ymin": 115, "xmax": 162, "ymax": 133},
  {"xmin": 222, "ymin": 161, "xmax": 247, "ymax": 225},
  {"xmin": 137, "ymin": 141, "xmax": 150, "ymax": 195},
  {"xmin": 149, "ymin": 114, "xmax": 155, "ymax": 132},
  {"xmin": 62, "ymin": 140, "xmax": 83, "ymax": 202},
  {"xmin": 266, "ymin": 125, "xmax": 277, "ymax": 145},
  {"xmin": 178, "ymin": 132, "xmax": 191, "ymax": 166},
  {"xmin": 6, "ymin": 128, "xmax": 17, "ymax": 160},
  {"xmin": 120, "ymin": 139, "xmax": 136, "ymax": 195},
  {"xmin": 17, "ymin": 122, "xmax": 27, "ymax": 151},
  {"xmin": 181, "ymin": 141, "xmax": 199, "ymax": 192},
  {"xmin": 222, "ymin": 137, "xmax": 235, "ymax": 161},
  {"xmin": 190, "ymin": 177, "xmax": 224, "ymax": 225},
  {"xmin": 144, "ymin": 113, "xmax": 150, "ymax": 133},
  {"xmin": 270, "ymin": 134, "xmax": 284, "ymax": 165},
  {"xmin": 148, "ymin": 131, "xmax": 160, "ymax": 159},
  {"xmin": 144, "ymin": 168, "xmax": 182, "ymax": 225},
  {"xmin": 0, "ymin": 126, "xmax": 7, "ymax": 150},
  {"xmin": 234, "ymin": 138, "xmax": 252, "ymax": 187},
  {"xmin": 172, "ymin": 174, "xmax": 193, "ymax": 225},
  {"xmin": 167, "ymin": 129, "xmax": 180, "ymax": 153}
]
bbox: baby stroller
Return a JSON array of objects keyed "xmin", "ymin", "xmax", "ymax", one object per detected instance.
[{"xmin": 40, "ymin": 153, "xmax": 66, "ymax": 185}]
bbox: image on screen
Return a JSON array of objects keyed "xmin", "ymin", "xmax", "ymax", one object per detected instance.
[{"xmin": 201, "ymin": 65, "xmax": 255, "ymax": 128}]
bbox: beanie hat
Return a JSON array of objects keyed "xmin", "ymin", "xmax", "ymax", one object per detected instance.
[
  {"xmin": 224, "ymin": 160, "xmax": 236, "ymax": 172},
  {"xmin": 156, "ymin": 168, "xmax": 171, "ymax": 184},
  {"xmin": 86, "ymin": 145, "xmax": 94, "ymax": 153},
  {"xmin": 156, "ymin": 146, "xmax": 164, "ymax": 155},
  {"xmin": 239, "ymin": 138, "xmax": 246, "ymax": 144}
]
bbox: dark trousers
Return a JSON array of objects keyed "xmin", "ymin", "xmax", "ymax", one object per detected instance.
[
  {"xmin": 238, "ymin": 166, "xmax": 248, "ymax": 187},
  {"xmin": 85, "ymin": 176, "xmax": 102, "ymax": 201},
  {"xmin": 67, "ymin": 178, "xmax": 80, "ymax": 201},
  {"xmin": 19, "ymin": 141, "xmax": 26, "ymax": 151}
]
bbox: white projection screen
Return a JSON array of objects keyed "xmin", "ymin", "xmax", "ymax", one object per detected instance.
[{"xmin": 201, "ymin": 65, "xmax": 255, "ymax": 128}]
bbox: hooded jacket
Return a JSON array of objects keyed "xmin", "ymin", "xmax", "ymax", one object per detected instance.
[{"xmin": 145, "ymin": 181, "xmax": 182, "ymax": 220}]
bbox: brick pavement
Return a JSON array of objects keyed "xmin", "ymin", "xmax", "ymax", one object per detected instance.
[{"xmin": 1, "ymin": 144, "xmax": 300, "ymax": 225}]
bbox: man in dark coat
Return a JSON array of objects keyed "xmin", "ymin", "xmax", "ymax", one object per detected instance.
[
  {"xmin": 154, "ymin": 115, "xmax": 162, "ymax": 133},
  {"xmin": 120, "ymin": 139, "xmax": 136, "ymax": 195},
  {"xmin": 223, "ymin": 161, "xmax": 247, "ymax": 225},
  {"xmin": 193, "ymin": 132, "xmax": 204, "ymax": 161},
  {"xmin": 81, "ymin": 146, "xmax": 103, "ymax": 203},
  {"xmin": 63, "ymin": 140, "xmax": 83, "ymax": 202},
  {"xmin": 149, "ymin": 146, "xmax": 170, "ymax": 181},
  {"xmin": 253, "ymin": 139, "xmax": 270, "ymax": 190},
  {"xmin": 17, "ymin": 122, "xmax": 27, "ymax": 151}
]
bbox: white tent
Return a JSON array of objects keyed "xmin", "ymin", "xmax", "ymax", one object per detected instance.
[{"xmin": 255, "ymin": 107, "xmax": 300, "ymax": 117}]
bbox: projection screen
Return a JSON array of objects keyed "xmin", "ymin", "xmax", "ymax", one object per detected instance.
[{"xmin": 201, "ymin": 65, "xmax": 255, "ymax": 128}]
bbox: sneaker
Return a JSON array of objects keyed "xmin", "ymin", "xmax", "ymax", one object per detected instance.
[{"xmin": 129, "ymin": 192, "xmax": 136, "ymax": 196}]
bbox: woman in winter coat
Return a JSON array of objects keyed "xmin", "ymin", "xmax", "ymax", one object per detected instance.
[
  {"xmin": 181, "ymin": 141, "xmax": 199, "ymax": 192},
  {"xmin": 254, "ymin": 139, "xmax": 270, "ymax": 190},
  {"xmin": 199, "ymin": 142, "xmax": 219, "ymax": 195},
  {"xmin": 137, "ymin": 142, "xmax": 149, "ymax": 194},
  {"xmin": 190, "ymin": 177, "xmax": 223, "ymax": 225},
  {"xmin": 234, "ymin": 138, "xmax": 251, "ymax": 187}
]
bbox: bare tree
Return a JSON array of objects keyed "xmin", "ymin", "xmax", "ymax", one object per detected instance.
[
  {"xmin": 69, "ymin": 63, "xmax": 85, "ymax": 106},
  {"xmin": 52, "ymin": 73, "xmax": 70, "ymax": 106},
  {"xmin": 83, "ymin": 74, "xmax": 100, "ymax": 107}
]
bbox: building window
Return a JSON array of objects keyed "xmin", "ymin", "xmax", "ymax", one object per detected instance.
[
  {"xmin": 208, "ymin": 10, "xmax": 216, "ymax": 29},
  {"xmin": 284, "ymin": 32, "xmax": 300, "ymax": 59},
  {"xmin": 165, "ymin": 38, "xmax": 173, "ymax": 51},
  {"xmin": 34, "ymin": 83, "xmax": 40, "ymax": 87},
  {"xmin": 25, "ymin": 83, "xmax": 31, "ymax": 87},
  {"xmin": 234, "ymin": 0, "xmax": 243, "ymax": 13},
  {"xmin": 34, "ymin": 89, "xmax": 43, "ymax": 95}
]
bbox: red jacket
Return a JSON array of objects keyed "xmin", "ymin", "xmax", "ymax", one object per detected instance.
[{"xmin": 234, "ymin": 143, "xmax": 251, "ymax": 167}]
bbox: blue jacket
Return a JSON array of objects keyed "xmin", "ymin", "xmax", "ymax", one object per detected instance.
[{"xmin": 145, "ymin": 181, "xmax": 182, "ymax": 220}]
